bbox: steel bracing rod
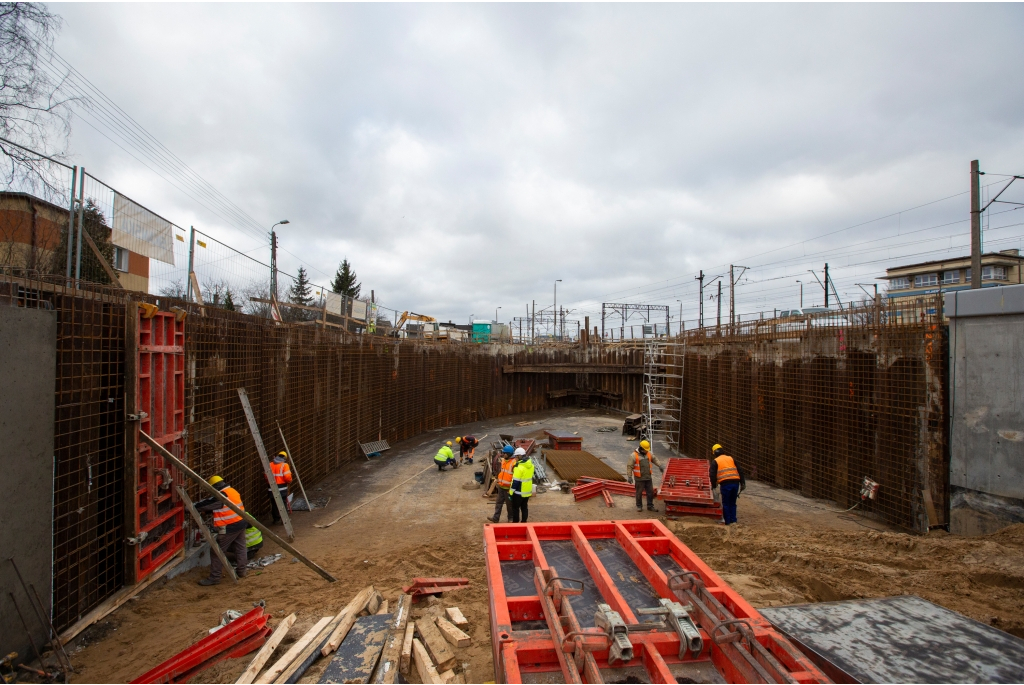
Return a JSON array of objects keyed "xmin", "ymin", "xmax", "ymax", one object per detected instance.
[
  {"xmin": 532, "ymin": 567, "xmax": 584, "ymax": 684},
  {"xmin": 980, "ymin": 176, "xmax": 1023, "ymax": 214}
]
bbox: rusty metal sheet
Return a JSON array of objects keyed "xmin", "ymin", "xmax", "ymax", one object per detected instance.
[{"xmin": 543, "ymin": 449, "xmax": 625, "ymax": 482}]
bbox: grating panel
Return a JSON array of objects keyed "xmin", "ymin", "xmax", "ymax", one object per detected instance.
[{"xmin": 543, "ymin": 449, "xmax": 626, "ymax": 483}]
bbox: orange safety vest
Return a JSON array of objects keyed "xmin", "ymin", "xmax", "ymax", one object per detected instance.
[
  {"xmin": 632, "ymin": 450, "xmax": 654, "ymax": 479},
  {"xmin": 715, "ymin": 455, "xmax": 740, "ymax": 482},
  {"xmin": 271, "ymin": 460, "xmax": 292, "ymax": 485},
  {"xmin": 497, "ymin": 457, "xmax": 516, "ymax": 489},
  {"xmin": 213, "ymin": 486, "xmax": 245, "ymax": 527}
]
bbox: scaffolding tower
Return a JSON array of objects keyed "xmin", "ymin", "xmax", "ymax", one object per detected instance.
[{"xmin": 642, "ymin": 338, "xmax": 683, "ymax": 455}]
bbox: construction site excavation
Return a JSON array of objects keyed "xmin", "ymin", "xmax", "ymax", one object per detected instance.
[{"xmin": 4, "ymin": 5, "xmax": 1024, "ymax": 683}]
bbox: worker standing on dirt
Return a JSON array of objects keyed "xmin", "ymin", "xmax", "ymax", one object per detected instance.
[
  {"xmin": 195, "ymin": 475, "xmax": 248, "ymax": 585},
  {"xmin": 710, "ymin": 443, "xmax": 745, "ymax": 525},
  {"xmin": 268, "ymin": 451, "xmax": 293, "ymax": 524},
  {"xmin": 456, "ymin": 435, "xmax": 479, "ymax": 465},
  {"xmin": 488, "ymin": 445, "xmax": 517, "ymax": 523},
  {"xmin": 626, "ymin": 439, "xmax": 664, "ymax": 513},
  {"xmin": 509, "ymin": 447, "xmax": 534, "ymax": 523},
  {"xmin": 434, "ymin": 441, "xmax": 457, "ymax": 471}
]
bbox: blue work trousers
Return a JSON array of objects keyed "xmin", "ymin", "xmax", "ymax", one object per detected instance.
[{"xmin": 720, "ymin": 481, "xmax": 740, "ymax": 524}]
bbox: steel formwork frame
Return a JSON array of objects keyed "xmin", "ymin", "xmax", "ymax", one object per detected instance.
[{"xmin": 484, "ymin": 520, "xmax": 830, "ymax": 684}]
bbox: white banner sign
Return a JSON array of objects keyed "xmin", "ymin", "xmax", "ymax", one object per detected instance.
[
  {"xmin": 351, "ymin": 299, "xmax": 367, "ymax": 321},
  {"xmin": 324, "ymin": 291, "xmax": 344, "ymax": 316},
  {"xmin": 112, "ymin": 193, "xmax": 176, "ymax": 265}
]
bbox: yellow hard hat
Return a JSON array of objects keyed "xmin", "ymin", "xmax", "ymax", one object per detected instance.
[
  {"xmin": 455, "ymin": 437, "xmax": 461, "ymax": 443},
  {"xmin": 712, "ymin": 443, "xmax": 723, "ymax": 453},
  {"xmin": 278, "ymin": 451, "xmax": 288, "ymax": 457},
  {"xmin": 208, "ymin": 475, "xmax": 224, "ymax": 486},
  {"xmin": 639, "ymin": 440, "xmax": 651, "ymax": 450},
  {"xmin": 446, "ymin": 441, "xmax": 452, "ymax": 446}
]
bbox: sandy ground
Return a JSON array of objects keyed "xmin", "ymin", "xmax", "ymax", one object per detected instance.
[{"xmin": 64, "ymin": 407, "xmax": 1024, "ymax": 683}]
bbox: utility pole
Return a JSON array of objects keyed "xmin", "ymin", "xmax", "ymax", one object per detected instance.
[
  {"xmin": 729, "ymin": 264, "xmax": 748, "ymax": 330},
  {"xmin": 824, "ymin": 263, "xmax": 829, "ymax": 307},
  {"xmin": 971, "ymin": 159, "xmax": 982, "ymax": 289},
  {"xmin": 532, "ymin": 300, "xmax": 535, "ymax": 342},
  {"xmin": 269, "ymin": 220, "xmax": 289, "ymax": 301},
  {"xmin": 186, "ymin": 226, "xmax": 196, "ymax": 301},
  {"xmin": 716, "ymin": 281, "xmax": 722, "ymax": 332},
  {"xmin": 553, "ymin": 279, "xmax": 561, "ymax": 341},
  {"xmin": 696, "ymin": 270, "xmax": 704, "ymax": 329}
]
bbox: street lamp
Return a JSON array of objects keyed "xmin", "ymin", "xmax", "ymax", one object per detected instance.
[
  {"xmin": 495, "ymin": 306, "xmax": 501, "ymax": 322},
  {"xmin": 554, "ymin": 279, "xmax": 562, "ymax": 340},
  {"xmin": 270, "ymin": 219, "xmax": 290, "ymax": 301},
  {"xmin": 676, "ymin": 299, "xmax": 682, "ymax": 335},
  {"xmin": 795, "ymin": 279, "xmax": 803, "ymax": 309}
]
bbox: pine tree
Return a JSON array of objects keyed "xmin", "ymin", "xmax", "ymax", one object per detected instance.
[
  {"xmin": 50, "ymin": 199, "xmax": 116, "ymax": 284},
  {"xmin": 223, "ymin": 289, "xmax": 237, "ymax": 311},
  {"xmin": 331, "ymin": 258, "xmax": 361, "ymax": 298}
]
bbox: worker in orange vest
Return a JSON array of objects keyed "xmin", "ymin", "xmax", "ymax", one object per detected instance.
[
  {"xmin": 626, "ymin": 439, "xmax": 664, "ymax": 512},
  {"xmin": 195, "ymin": 475, "xmax": 248, "ymax": 585},
  {"xmin": 710, "ymin": 444, "xmax": 746, "ymax": 525},
  {"xmin": 487, "ymin": 445, "xmax": 517, "ymax": 523},
  {"xmin": 456, "ymin": 435, "xmax": 479, "ymax": 465},
  {"xmin": 269, "ymin": 451, "xmax": 293, "ymax": 523}
]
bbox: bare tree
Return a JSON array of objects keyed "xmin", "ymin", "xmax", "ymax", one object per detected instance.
[{"xmin": 0, "ymin": 3, "xmax": 74, "ymax": 200}]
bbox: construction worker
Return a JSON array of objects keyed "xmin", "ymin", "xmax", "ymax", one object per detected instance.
[
  {"xmin": 268, "ymin": 451, "xmax": 293, "ymax": 524},
  {"xmin": 227, "ymin": 525, "xmax": 263, "ymax": 564},
  {"xmin": 626, "ymin": 439, "xmax": 663, "ymax": 513},
  {"xmin": 195, "ymin": 475, "xmax": 248, "ymax": 585},
  {"xmin": 456, "ymin": 435, "xmax": 479, "ymax": 465},
  {"xmin": 709, "ymin": 444, "xmax": 746, "ymax": 525},
  {"xmin": 488, "ymin": 445, "xmax": 517, "ymax": 523},
  {"xmin": 434, "ymin": 441, "xmax": 457, "ymax": 471},
  {"xmin": 509, "ymin": 447, "xmax": 534, "ymax": 523}
]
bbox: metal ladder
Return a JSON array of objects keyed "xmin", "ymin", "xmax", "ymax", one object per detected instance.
[{"xmin": 642, "ymin": 338, "xmax": 683, "ymax": 454}]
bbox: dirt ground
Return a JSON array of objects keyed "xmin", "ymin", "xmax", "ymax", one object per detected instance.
[{"xmin": 65, "ymin": 407, "xmax": 1024, "ymax": 683}]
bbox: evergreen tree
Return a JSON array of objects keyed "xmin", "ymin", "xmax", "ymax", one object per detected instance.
[
  {"xmin": 223, "ymin": 289, "xmax": 237, "ymax": 311},
  {"xmin": 288, "ymin": 266, "xmax": 313, "ymax": 306},
  {"xmin": 50, "ymin": 199, "xmax": 116, "ymax": 284},
  {"xmin": 331, "ymin": 258, "xmax": 361, "ymax": 298}
]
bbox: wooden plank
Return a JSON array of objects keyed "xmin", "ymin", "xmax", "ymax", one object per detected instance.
[
  {"xmin": 444, "ymin": 608, "xmax": 468, "ymax": 627},
  {"xmin": 370, "ymin": 594, "xmax": 412, "ymax": 684},
  {"xmin": 434, "ymin": 616, "xmax": 470, "ymax": 648},
  {"xmin": 275, "ymin": 613, "xmax": 344, "ymax": 685},
  {"xmin": 237, "ymin": 388, "xmax": 295, "ymax": 540},
  {"xmin": 237, "ymin": 613, "xmax": 297, "ymax": 684},
  {"xmin": 438, "ymin": 669, "xmax": 455, "ymax": 683},
  {"xmin": 415, "ymin": 618, "xmax": 456, "ymax": 672},
  {"xmin": 58, "ymin": 547, "xmax": 185, "ymax": 646},
  {"xmin": 277, "ymin": 421, "xmax": 311, "ymax": 510},
  {"xmin": 177, "ymin": 486, "xmax": 237, "ymax": 583},
  {"xmin": 374, "ymin": 599, "xmax": 389, "ymax": 615},
  {"xmin": 139, "ymin": 430, "xmax": 337, "ymax": 582},
  {"xmin": 322, "ymin": 586, "xmax": 377, "ymax": 655},
  {"xmin": 80, "ymin": 225, "xmax": 124, "ymax": 287},
  {"xmin": 399, "ymin": 623, "xmax": 414, "ymax": 675},
  {"xmin": 255, "ymin": 616, "xmax": 332, "ymax": 684},
  {"xmin": 318, "ymin": 614, "xmax": 390, "ymax": 684},
  {"xmin": 412, "ymin": 638, "xmax": 443, "ymax": 685}
]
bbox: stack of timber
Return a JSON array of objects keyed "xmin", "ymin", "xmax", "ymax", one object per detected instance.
[{"xmin": 405, "ymin": 604, "xmax": 473, "ymax": 684}]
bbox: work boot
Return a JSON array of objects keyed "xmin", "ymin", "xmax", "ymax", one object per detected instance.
[
  {"xmin": 636, "ymin": 506, "xmax": 643, "ymax": 512},
  {"xmin": 486, "ymin": 517, "xmax": 497, "ymax": 523},
  {"xmin": 647, "ymin": 506, "xmax": 657, "ymax": 512},
  {"xmin": 237, "ymin": 569, "xmax": 247, "ymax": 578},
  {"xmin": 198, "ymin": 577, "xmax": 220, "ymax": 586}
]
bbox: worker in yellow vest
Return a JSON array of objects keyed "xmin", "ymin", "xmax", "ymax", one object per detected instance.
[
  {"xmin": 710, "ymin": 444, "xmax": 746, "ymax": 525},
  {"xmin": 488, "ymin": 445, "xmax": 517, "ymax": 523},
  {"xmin": 509, "ymin": 448, "xmax": 534, "ymax": 523},
  {"xmin": 195, "ymin": 475, "xmax": 248, "ymax": 585},
  {"xmin": 626, "ymin": 439, "xmax": 664, "ymax": 513},
  {"xmin": 434, "ymin": 441, "xmax": 457, "ymax": 471}
]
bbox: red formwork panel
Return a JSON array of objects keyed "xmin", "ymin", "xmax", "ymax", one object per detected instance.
[
  {"xmin": 484, "ymin": 520, "xmax": 831, "ymax": 684},
  {"xmin": 132, "ymin": 311, "xmax": 186, "ymax": 582},
  {"xmin": 657, "ymin": 458, "xmax": 723, "ymax": 520}
]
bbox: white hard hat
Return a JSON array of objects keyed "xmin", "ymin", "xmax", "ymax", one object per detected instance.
[{"xmin": 514, "ymin": 447, "xmax": 526, "ymax": 457}]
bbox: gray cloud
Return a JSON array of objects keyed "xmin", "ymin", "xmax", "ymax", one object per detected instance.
[{"xmin": 51, "ymin": 3, "xmax": 1024, "ymax": 328}]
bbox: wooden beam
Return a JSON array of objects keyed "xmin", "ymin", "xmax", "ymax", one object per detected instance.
[
  {"xmin": 444, "ymin": 607, "xmax": 468, "ymax": 627},
  {"xmin": 370, "ymin": 593, "xmax": 413, "ymax": 684},
  {"xmin": 400, "ymin": 622, "xmax": 415, "ymax": 676},
  {"xmin": 322, "ymin": 586, "xmax": 378, "ymax": 655},
  {"xmin": 415, "ymin": 617, "xmax": 456, "ymax": 672},
  {"xmin": 236, "ymin": 613, "xmax": 296, "ymax": 684},
  {"xmin": 177, "ymin": 486, "xmax": 237, "ymax": 583},
  {"xmin": 254, "ymin": 616, "xmax": 332, "ymax": 685},
  {"xmin": 80, "ymin": 226, "xmax": 124, "ymax": 287},
  {"xmin": 502, "ymin": 364, "xmax": 642, "ymax": 374},
  {"xmin": 274, "ymin": 611, "xmax": 346, "ymax": 684},
  {"xmin": 412, "ymin": 638, "xmax": 443, "ymax": 685},
  {"xmin": 434, "ymin": 616, "xmax": 470, "ymax": 648},
  {"xmin": 138, "ymin": 430, "xmax": 337, "ymax": 582},
  {"xmin": 237, "ymin": 388, "xmax": 295, "ymax": 540}
]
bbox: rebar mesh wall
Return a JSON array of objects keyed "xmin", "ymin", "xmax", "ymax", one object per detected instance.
[{"xmin": 671, "ymin": 299, "xmax": 947, "ymax": 532}]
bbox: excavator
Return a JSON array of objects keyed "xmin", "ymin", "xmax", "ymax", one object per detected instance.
[{"xmin": 392, "ymin": 311, "xmax": 439, "ymax": 338}]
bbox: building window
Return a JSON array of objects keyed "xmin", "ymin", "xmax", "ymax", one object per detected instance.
[
  {"xmin": 983, "ymin": 265, "xmax": 1006, "ymax": 281},
  {"xmin": 889, "ymin": 277, "xmax": 910, "ymax": 290},
  {"xmin": 942, "ymin": 270, "xmax": 959, "ymax": 284},
  {"xmin": 113, "ymin": 247, "xmax": 129, "ymax": 272},
  {"xmin": 913, "ymin": 273, "xmax": 938, "ymax": 288}
]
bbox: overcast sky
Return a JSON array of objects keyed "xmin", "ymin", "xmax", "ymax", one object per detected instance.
[{"xmin": 49, "ymin": 3, "xmax": 1024, "ymax": 331}]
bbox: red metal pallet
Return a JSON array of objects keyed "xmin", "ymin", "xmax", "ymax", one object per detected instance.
[
  {"xmin": 657, "ymin": 458, "xmax": 723, "ymax": 520},
  {"xmin": 484, "ymin": 520, "xmax": 830, "ymax": 684},
  {"xmin": 573, "ymin": 478, "xmax": 649, "ymax": 502},
  {"xmin": 132, "ymin": 310, "xmax": 186, "ymax": 582},
  {"xmin": 402, "ymin": 577, "xmax": 470, "ymax": 602},
  {"xmin": 131, "ymin": 605, "xmax": 270, "ymax": 683}
]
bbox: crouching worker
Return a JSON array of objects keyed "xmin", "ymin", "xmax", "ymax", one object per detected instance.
[
  {"xmin": 434, "ymin": 441, "xmax": 457, "ymax": 471},
  {"xmin": 195, "ymin": 475, "xmax": 248, "ymax": 585},
  {"xmin": 226, "ymin": 525, "xmax": 263, "ymax": 564}
]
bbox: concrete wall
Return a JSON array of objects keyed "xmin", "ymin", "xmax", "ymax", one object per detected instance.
[
  {"xmin": 0, "ymin": 306, "xmax": 57, "ymax": 665},
  {"xmin": 946, "ymin": 285, "xmax": 1024, "ymax": 535}
]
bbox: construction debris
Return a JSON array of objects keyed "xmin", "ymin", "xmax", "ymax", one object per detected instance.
[
  {"xmin": 444, "ymin": 607, "xmax": 468, "ymax": 627},
  {"xmin": 414, "ymin": 618, "xmax": 456, "ymax": 671},
  {"xmin": 247, "ymin": 554, "xmax": 284, "ymax": 570},
  {"xmin": 411, "ymin": 638, "xmax": 442, "ymax": 684},
  {"xmin": 236, "ymin": 613, "xmax": 296, "ymax": 684},
  {"xmin": 368, "ymin": 594, "xmax": 412, "ymax": 684},
  {"xmin": 319, "ymin": 614, "xmax": 391, "ymax": 683},
  {"xmin": 132, "ymin": 605, "xmax": 270, "ymax": 683},
  {"xmin": 434, "ymin": 616, "xmax": 470, "ymax": 648},
  {"xmin": 572, "ymin": 477, "xmax": 643, "ymax": 502},
  {"xmin": 254, "ymin": 616, "xmax": 332, "ymax": 684}
]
